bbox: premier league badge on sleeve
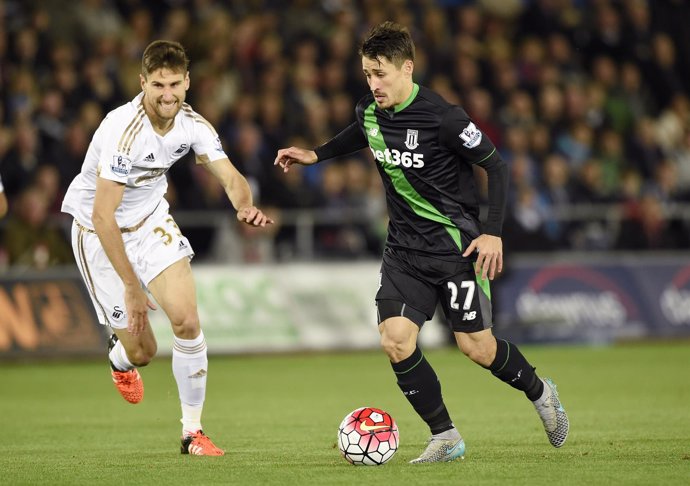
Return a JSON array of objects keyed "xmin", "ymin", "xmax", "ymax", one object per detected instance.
[
  {"xmin": 459, "ymin": 122, "xmax": 482, "ymax": 149},
  {"xmin": 111, "ymin": 155, "xmax": 132, "ymax": 176}
]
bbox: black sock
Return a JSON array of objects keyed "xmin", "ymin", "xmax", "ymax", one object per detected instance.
[
  {"xmin": 391, "ymin": 346, "xmax": 453, "ymax": 434},
  {"xmin": 488, "ymin": 339, "xmax": 544, "ymax": 401}
]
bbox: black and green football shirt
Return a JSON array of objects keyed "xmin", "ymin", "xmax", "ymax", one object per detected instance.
[{"xmin": 317, "ymin": 84, "xmax": 502, "ymax": 260}]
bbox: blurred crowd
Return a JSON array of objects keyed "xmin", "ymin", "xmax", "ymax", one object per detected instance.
[{"xmin": 0, "ymin": 0, "xmax": 689, "ymax": 269}]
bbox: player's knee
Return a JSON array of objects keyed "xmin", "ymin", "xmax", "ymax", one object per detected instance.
[
  {"xmin": 171, "ymin": 313, "xmax": 201, "ymax": 339},
  {"xmin": 380, "ymin": 334, "xmax": 414, "ymax": 362},
  {"xmin": 458, "ymin": 340, "xmax": 493, "ymax": 367},
  {"xmin": 129, "ymin": 344, "xmax": 156, "ymax": 366},
  {"xmin": 467, "ymin": 348, "xmax": 492, "ymax": 367}
]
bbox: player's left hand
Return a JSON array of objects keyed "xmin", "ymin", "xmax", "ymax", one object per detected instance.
[
  {"xmin": 463, "ymin": 234, "xmax": 503, "ymax": 281},
  {"xmin": 237, "ymin": 206, "xmax": 274, "ymax": 226}
]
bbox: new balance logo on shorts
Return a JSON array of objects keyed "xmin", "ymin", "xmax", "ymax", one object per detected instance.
[{"xmin": 462, "ymin": 311, "xmax": 477, "ymax": 321}]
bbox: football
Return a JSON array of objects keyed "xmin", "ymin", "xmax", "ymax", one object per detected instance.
[{"xmin": 337, "ymin": 407, "xmax": 399, "ymax": 466}]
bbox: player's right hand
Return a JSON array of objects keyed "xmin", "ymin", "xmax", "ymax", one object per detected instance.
[
  {"xmin": 463, "ymin": 234, "xmax": 503, "ymax": 281},
  {"xmin": 124, "ymin": 286, "xmax": 156, "ymax": 336},
  {"xmin": 237, "ymin": 205, "xmax": 274, "ymax": 226},
  {"xmin": 274, "ymin": 147, "xmax": 318, "ymax": 172}
]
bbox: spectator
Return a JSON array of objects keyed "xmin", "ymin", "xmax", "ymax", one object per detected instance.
[
  {"xmin": 655, "ymin": 94, "xmax": 690, "ymax": 154},
  {"xmin": 538, "ymin": 152, "xmax": 575, "ymax": 247},
  {"xmin": 626, "ymin": 117, "xmax": 664, "ymax": 180},
  {"xmin": 670, "ymin": 128, "xmax": 690, "ymax": 197},
  {"xmin": 555, "ymin": 121, "xmax": 594, "ymax": 170},
  {"xmin": 597, "ymin": 129, "xmax": 626, "ymax": 197},
  {"xmin": 645, "ymin": 33, "xmax": 685, "ymax": 112},
  {"xmin": 2, "ymin": 185, "xmax": 73, "ymax": 269},
  {"xmin": 503, "ymin": 184, "xmax": 553, "ymax": 253},
  {"xmin": 465, "ymin": 87, "xmax": 502, "ymax": 148},
  {"xmin": 2, "ymin": 120, "xmax": 41, "ymax": 200},
  {"xmin": 619, "ymin": 61, "xmax": 655, "ymax": 121},
  {"xmin": 615, "ymin": 192, "xmax": 687, "ymax": 250}
]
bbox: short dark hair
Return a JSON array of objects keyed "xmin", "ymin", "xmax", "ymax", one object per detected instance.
[
  {"xmin": 141, "ymin": 40, "xmax": 189, "ymax": 78},
  {"xmin": 359, "ymin": 21, "xmax": 415, "ymax": 67}
]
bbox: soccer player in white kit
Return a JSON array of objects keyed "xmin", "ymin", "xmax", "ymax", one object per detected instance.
[{"xmin": 61, "ymin": 40, "xmax": 273, "ymax": 456}]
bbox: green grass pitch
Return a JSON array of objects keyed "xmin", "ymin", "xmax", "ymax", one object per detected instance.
[{"xmin": 1, "ymin": 342, "xmax": 688, "ymax": 485}]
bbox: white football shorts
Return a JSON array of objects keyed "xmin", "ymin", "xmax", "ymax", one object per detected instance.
[{"xmin": 71, "ymin": 203, "xmax": 195, "ymax": 328}]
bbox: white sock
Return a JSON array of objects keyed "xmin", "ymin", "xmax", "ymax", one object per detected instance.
[
  {"xmin": 109, "ymin": 339, "xmax": 135, "ymax": 371},
  {"xmin": 172, "ymin": 331, "xmax": 208, "ymax": 435},
  {"xmin": 532, "ymin": 379, "xmax": 550, "ymax": 405},
  {"xmin": 181, "ymin": 403, "xmax": 203, "ymax": 437},
  {"xmin": 432, "ymin": 427, "xmax": 461, "ymax": 441}
]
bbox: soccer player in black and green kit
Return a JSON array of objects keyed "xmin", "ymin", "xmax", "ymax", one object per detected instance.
[{"xmin": 275, "ymin": 21, "xmax": 569, "ymax": 463}]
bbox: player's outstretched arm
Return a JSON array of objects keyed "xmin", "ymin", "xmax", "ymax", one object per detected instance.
[
  {"xmin": 275, "ymin": 122, "xmax": 368, "ymax": 173},
  {"xmin": 202, "ymin": 156, "xmax": 274, "ymax": 227},
  {"xmin": 274, "ymin": 147, "xmax": 318, "ymax": 173}
]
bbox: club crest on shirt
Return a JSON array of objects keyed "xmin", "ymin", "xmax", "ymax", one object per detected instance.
[
  {"xmin": 459, "ymin": 122, "xmax": 482, "ymax": 149},
  {"xmin": 405, "ymin": 129, "xmax": 419, "ymax": 150},
  {"xmin": 173, "ymin": 143, "xmax": 188, "ymax": 155},
  {"xmin": 111, "ymin": 155, "xmax": 132, "ymax": 176}
]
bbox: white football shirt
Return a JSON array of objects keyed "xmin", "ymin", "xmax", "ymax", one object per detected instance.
[{"xmin": 62, "ymin": 92, "xmax": 227, "ymax": 229}]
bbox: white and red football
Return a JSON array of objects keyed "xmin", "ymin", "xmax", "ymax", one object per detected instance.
[{"xmin": 337, "ymin": 407, "xmax": 399, "ymax": 466}]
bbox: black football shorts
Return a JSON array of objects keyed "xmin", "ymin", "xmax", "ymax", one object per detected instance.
[{"xmin": 375, "ymin": 247, "xmax": 493, "ymax": 333}]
